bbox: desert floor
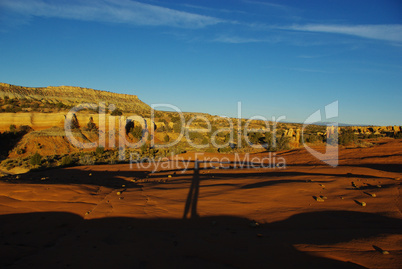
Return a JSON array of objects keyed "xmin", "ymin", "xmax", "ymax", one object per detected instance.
[{"xmin": 0, "ymin": 138, "xmax": 401, "ymax": 268}]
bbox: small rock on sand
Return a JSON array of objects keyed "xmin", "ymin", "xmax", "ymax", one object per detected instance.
[
  {"xmin": 355, "ymin": 200, "xmax": 366, "ymax": 206},
  {"xmin": 314, "ymin": 196, "xmax": 324, "ymax": 202},
  {"xmin": 364, "ymin": 192, "xmax": 376, "ymax": 197},
  {"xmin": 249, "ymin": 220, "xmax": 259, "ymax": 227}
]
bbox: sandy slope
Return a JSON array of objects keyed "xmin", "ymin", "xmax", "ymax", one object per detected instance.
[{"xmin": 0, "ymin": 139, "xmax": 401, "ymax": 268}]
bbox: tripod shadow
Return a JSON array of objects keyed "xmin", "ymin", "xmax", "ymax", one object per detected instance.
[{"xmin": 183, "ymin": 160, "xmax": 200, "ymax": 219}]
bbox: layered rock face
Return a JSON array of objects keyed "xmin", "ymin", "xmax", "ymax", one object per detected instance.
[
  {"xmin": 0, "ymin": 83, "xmax": 152, "ymax": 131},
  {"xmin": 0, "ymin": 83, "xmax": 150, "ymax": 112},
  {"xmin": 0, "ymin": 112, "xmax": 65, "ymax": 131}
]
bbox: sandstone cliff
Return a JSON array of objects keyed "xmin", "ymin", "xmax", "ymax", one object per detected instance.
[{"xmin": 0, "ymin": 83, "xmax": 150, "ymax": 112}]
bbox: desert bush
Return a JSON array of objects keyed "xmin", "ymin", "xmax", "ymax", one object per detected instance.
[
  {"xmin": 140, "ymin": 143, "xmax": 148, "ymax": 155},
  {"xmin": 56, "ymin": 102, "xmax": 66, "ymax": 109},
  {"xmin": 304, "ymin": 133, "xmax": 323, "ymax": 143},
  {"xmin": 339, "ymin": 128, "xmax": 357, "ymax": 146},
  {"xmin": 362, "ymin": 133, "xmax": 377, "ymax": 139},
  {"xmin": 157, "ymin": 125, "xmax": 166, "ymax": 132},
  {"xmin": 188, "ymin": 131, "xmax": 203, "ymax": 141},
  {"xmin": 171, "ymin": 115, "xmax": 181, "ymax": 123},
  {"xmin": 95, "ymin": 146, "xmax": 105, "ymax": 155},
  {"xmin": 60, "ymin": 155, "xmax": 74, "ymax": 166},
  {"xmin": 173, "ymin": 122, "xmax": 182, "ymax": 133},
  {"xmin": 111, "ymin": 108, "xmax": 123, "ymax": 116},
  {"xmin": 164, "ymin": 134, "xmax": 170, "ymax": 142},
  {"xmin": 9, "ymin": 124, "xmax": 17, "ymax": 133},
  {"xmin": 355, "ymin": 140, "xmax": 374, "ymax": 148},
  {"xmin": 394, "ymin": 132, "xmax": 402, "ymax": 139},
  {"xmin": 67, "ymin": 113, "xmax": 80, "ymax": 129},
  {"xmin": 218, "ymin": 147, "xmax": 232, "ymax": 153},
  {"xmin": 86, "ymin": 117, "xmax": 97, "ymax": 131},
  {"xmin": 276, "ymin": 136, "xmax": 291, "ymax": 151},
  {"xmin": 248, "ymin": 132, "xmax": 262, "ymax": 145},
  {"xmin": 78, "ymin": 154, "xmax": 96, "ymax": 165},
  {"xmin": 263, "ymin": 134, "xmax": 291, "ymax": 151},
  {"xmin": 130, "ymin": 125, "xmax": 143, "ymax": 140},
  {"xmin": 17, "ymin": 125, "xmax": 33, "ymax": 133},
  {"xmin": 30, "ymin": 153, "xmax": 42, "ymax": 166}
]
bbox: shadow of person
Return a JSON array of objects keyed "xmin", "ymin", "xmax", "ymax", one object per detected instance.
[{"xmin": 183, "ymin": 160, "xmax": 200, "ymax": 219}]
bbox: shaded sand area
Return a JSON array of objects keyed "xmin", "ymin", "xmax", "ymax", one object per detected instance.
[{"xmin": 0, "ymin": 139, "xmax": 401, "ymax": 268}]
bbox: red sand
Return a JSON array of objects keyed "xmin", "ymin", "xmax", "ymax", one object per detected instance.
[{"xmin": 0, "ymin": 138, "xmax": 401, "ymax": 268}]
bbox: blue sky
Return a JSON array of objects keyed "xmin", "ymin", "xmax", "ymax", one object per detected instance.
[{"xmin": 0, "ymin": 0, "xmax": 401, "ymax": 125}]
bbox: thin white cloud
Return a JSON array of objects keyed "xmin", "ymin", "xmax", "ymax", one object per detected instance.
[
  {"xmin": 283, "ymin": 24, "xmax": 402, "ymax": 43},
  {"xmin": 242, "ymin": 0, "xmax": 288, "ymax": 10},
  {"xmin": 181, "ymin": 4, "xmax": 248, "ymax": 15},
  {"xmin": 212, "ymin": 33, "xmax": 287, "ymax": 44},
  {"xmin": 0, "ymin": 0, "xmax": 222, "ymax": 28},
  {"xmin": 213, "ymin": 35, "xmax": 262, "ymax": 44}
]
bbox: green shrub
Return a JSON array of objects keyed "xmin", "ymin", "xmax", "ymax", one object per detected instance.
[
  {"xmin": 56, "ymin": 102, "xmax": 65, "ymax": 109},
  {"xmin": 60, "ymin": 155, "xmax": 74, "ymax": 166},
  {"xmin": 264, "ymin": 134, "xmax": 291, "ymax": 151},
  {"xmin": 9, "ymin": 124, "xmax": 17, "ymax": 133},
  {"xmin": 111, "ymin": 109, "xmax": 123, "ymax": 116},
  {"xmin": 78, "ymin": 154, "xmax": 96, "ymax": 165},
  {"xmin": 30, "ymin": 153, "xmax": 42, "ymax": 166},
  {"xmin": 140, "ymin": 143, "xmax": 148, "ymax": 155},
  {"xmin": 173, "ymin": 122, "xmax": 182, "ymax": 133},
  {"xmin": 130, "ymin": 125, "xmax": 143, "ymax": 140},
  {"xmin": 67, "ymin": 113, "xmax": 80, "ymax": 129},
  {"xmin": 86, "ymin": 116, "xmax": 97, "ymax": 131},
  {"xmin": 171, "ymin": 116, "xmax": 181, "ymax": 122},
  {"xmin": 95, "ymin": 146, "xmax": 105, "ymax": 155},
  {"xmin": 338, "ymin": 128, "xmax": 357, "ymax": 146},
  {"xmin": 164, "ymin": 134, "xmax": 170, "ymax": 142},
  {"xmin": 276, "ymin": 136, "xmax": 291, "ymax": 151},
  {"xmin": 304, "ymin": 133, "xmax": 322, "ymax": 143}
]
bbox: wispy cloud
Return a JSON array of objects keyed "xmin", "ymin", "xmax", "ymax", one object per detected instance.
[
  {"xmin": 181, "ymin": 4, "xmax": 248, "ymax": 15},
  {"xmin": 212, "ymin": 35, "xmax": 263, "ymax": 44},
  {"xmin": 283, "ymin": 24, "xmax": 402, "ymax": 43},
  {"xmin": 0, "ymin": 0, "xmax": 222, "ymax": 28},
  {"xmin": 212, "ymin": 33, "xmax": 285, "ymax": 44},
  {"xmin": 242, "ymin": 0, "xmax": 288, "ymax": 10}
]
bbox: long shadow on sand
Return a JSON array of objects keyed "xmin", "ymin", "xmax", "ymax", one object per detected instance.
[
  {"xmin": 343, "ymin": 163, "xmax": 402, "ymax": 173},
  {"xmin": 1, "ymin": 210, "xmax": 400, "ymax": 268},
  {"xmin": 3, "ymin": 160, "xmax": 397, "ymax": 192},
  {"xmin": 0, "ymin": 167, "xmax": 149, "ymax": 189},
  {"xmin": 1, "ymin": 163, "xmax": 401, "ymax": 268}
]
